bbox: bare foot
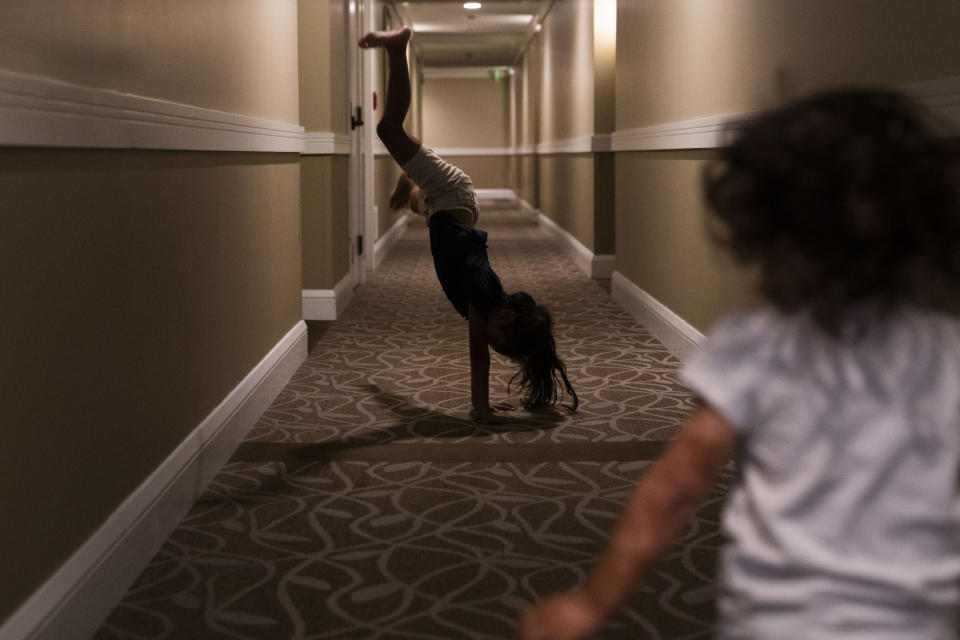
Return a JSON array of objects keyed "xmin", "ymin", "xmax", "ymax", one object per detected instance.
[{"xmin": 358, "ymin": 27, "xmax": 411, "ymax": 49}]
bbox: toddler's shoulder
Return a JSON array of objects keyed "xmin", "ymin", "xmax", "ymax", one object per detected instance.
[
  {"xmin": 682, "ymin": 308, "xmax": 786, "ymax": 432},
  {"xmin": 700, "ymin": 308, "xmax": 788, "ymax": 354}
]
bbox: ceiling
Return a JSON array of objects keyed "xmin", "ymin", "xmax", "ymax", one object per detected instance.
[{"xmin": 391, "ymin": 0, "xmax": 555, "ymax": 68}]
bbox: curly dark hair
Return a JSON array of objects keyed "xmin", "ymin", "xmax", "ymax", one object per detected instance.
[
  {"xmin": 499, "ymin": 292, "xmax": 578, "ymax": 410},
  {"xmin": 704, "ymin": 88, "xmax": 960, "ymax": 335}
]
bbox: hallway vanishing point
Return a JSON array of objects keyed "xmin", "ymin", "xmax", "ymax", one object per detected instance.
[{"xmin": 95, "ymin": 208, "xmax": 729, "ymax": 640}]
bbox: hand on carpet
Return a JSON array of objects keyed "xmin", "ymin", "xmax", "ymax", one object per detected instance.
[
  {"xmin": 517, "ymin": 590, "xmax": 603, "ymax": 640},
  {"xmin": 470, "ymin": 402, "xmax": 515, "ymax": 424}
]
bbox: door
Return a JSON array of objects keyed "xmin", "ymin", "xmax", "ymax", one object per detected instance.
[{"xmin": 346, "ymin": 0, "xmax": 373, "ymax": 285}]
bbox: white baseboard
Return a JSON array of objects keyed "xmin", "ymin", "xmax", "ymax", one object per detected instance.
[
  {"xmin": 517, "ymin": 198, "xmax": 540, "ymax": 223},
  {"xmin": 611, "ymin": 271, "xmax": 704, "ymax": 360},
  {"xmin": 374, "ymin": 212, "xmax": 411, "ymax": 271},
  {"xmin": 592, "ymin": 255, "xmax": 616, "ymax": 279},
  {"xmin": 0, "ymin": 321, "xmax": 308, "ymax": 640},
  {"xmin": 536, "ymin": 212, "xmax": 615, "ymax": 279},
  {"xmin": 302, "ymin": 272, "xmax": 354, "ymax": 321}
]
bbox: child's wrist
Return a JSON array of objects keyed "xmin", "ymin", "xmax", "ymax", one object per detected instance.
[{"xmin": 569, "ymin": 587, "xmax": 607, "ymax": 630}]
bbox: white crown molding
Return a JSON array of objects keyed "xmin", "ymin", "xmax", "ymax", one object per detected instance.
[
  {"xmin": 0, "ymin": 321, "xmax": 308, "ymax": 640},
  {"xmin": 536, "ymin": 134, "xmax": 612, "ymax": 154},
  {"xmin": 611, "ymin": 113, "xmax": 746, "ymax": 152},
  {"xmin": 903, "ymin": 74, "xmax": 960, "ymax": 130},
  {"xmin": 591, "ymin": 134, "xmax": 613, "ymax": 152},
  {"xmin": 377, "ymin": 140, "xmax": 609, "ymax": 158},
  {"xmin": 303, "ymin": 132, "xmax": 352, "ymax": 155},
  {"xmin": 611, "ymin": 75, "xmax": 960, "ymax": 152},
  {"xmin": 611, "ymin": 271, "xmax": 704, "ymax": 361},
  {"xmin": 422, "ymin": 67, "xmax": 508, "ymax": 80},
  {"xmin": 0, "ymin": 69, "xmax": 305, "ymax": 152},
  {"xmin": 430, "ymin": 146, "xmax": 514, "ymax": 156}
]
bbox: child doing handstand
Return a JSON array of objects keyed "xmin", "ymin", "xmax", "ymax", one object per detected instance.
[
  {"xmin": 359, "ymin": 27, "xmax": 577, "ymax": 423},
  {"xmin": 519, "ymin": 88, "xmax": 960, "ymax": 639}
]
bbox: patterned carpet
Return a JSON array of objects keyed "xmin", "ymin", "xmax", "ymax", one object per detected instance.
[{"xmin": 95, "ymin": 209, "xmax": 727, "ymax": 639}]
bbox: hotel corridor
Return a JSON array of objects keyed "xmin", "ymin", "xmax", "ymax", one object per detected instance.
[
  {"xmin": 4, "ymin": 2, "xmax": 960, "ymax": 638},
  {"xmin": 94, "ymin": 209, "xmax": 729, "ymax": 639}
]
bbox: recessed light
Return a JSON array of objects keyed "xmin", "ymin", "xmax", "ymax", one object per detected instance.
[{"xmin": 464, "ymin": 2, "xmax": 482, "ymax": 9}]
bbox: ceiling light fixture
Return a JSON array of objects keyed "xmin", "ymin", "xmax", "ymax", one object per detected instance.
[{"xmin": 463, "ymin": 2, "xmax": 482, "ymax": 9}]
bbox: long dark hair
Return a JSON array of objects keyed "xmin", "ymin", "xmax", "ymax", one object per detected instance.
[
  {"xmin": 704, "ymin": 88, "xmax": 960, "ymax": 335},
  {"xmin": 500, "ymin": 292, "xmax": 578, "ymax": 410}
]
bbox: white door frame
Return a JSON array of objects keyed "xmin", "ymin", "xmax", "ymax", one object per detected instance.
[
  {"xmin": 360, "ymin": 0, "xmax": 376, "ymax": 276},
  {"xmin": 346, "ymin": 0, "xmax": 376, "ymax": 286}
]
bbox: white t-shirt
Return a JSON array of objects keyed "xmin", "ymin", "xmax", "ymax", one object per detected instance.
[
  {"xmin": 682, "ymin": 308, "xmax": 960, "ymax": 640},
  {"xmin": 401, "ymin": 145, "xmax": 479, "ymax": 223}
]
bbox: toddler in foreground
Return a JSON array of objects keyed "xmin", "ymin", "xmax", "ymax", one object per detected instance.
[{"xmin": 520, "ymin": 88, "xmax": 960, "ymax": 639}]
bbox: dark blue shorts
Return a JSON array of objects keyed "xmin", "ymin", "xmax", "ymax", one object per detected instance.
[{"xmin": 428, "ymin": 212, "xmax": 503, "ymax": 319}]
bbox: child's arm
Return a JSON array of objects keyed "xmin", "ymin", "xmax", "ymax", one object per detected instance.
[
  {"xmin": 517, "ymin": 404, "xmax": 736, "ymax": 640},
  {"xmin": 388, "ymin": 173, "xmax": 415, "ymax": 211},
  {"xmin": 468, "ymin": 303, "xmax": 502, "ymax": 423}
]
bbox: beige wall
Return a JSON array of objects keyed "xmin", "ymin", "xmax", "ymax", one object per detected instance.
[
  {"xmin": 593, "ymin": 152, "xmax": 615, "ymax": 254},
  {"xmin": 536, "ymin": 0, "xmax": 594, "ymax": 142},
  {"xmin": 441, "ymin": 156, "xmax": 513, "ymax": 189},
  {"xmin": 516, "ymin": 153, "xmax": 538, "ymax": 206},
  {"xmin": 615, "ymin": 151, "xmax": 754, "ymax": 330},
  {"xmin": 0, "ymin": 150, "xmax": 302, "ymax": 624},
  {"xmin": 422, "ymin": 77, "xmax": 510, "ymax": 148},
  {"xmin": 299, "ymin": 0, "xmax": 332, "ymax": 131},
  {"xmin": 538, "ymin": 154, "xmax": 595, "ymax": 249},
  {"xmin": 420, "ymin": 76, "xmax": 512, "ymax": 190},
  {"xmin": 616, "ymin": 0, "xmax": 960, "ymax": 130},
  {"xmin": 302, "ymin": 155, "xmax": 350, "ymax": 289},
  {"xmin": 593, "ymin": 0, "xmax": 616, "ymax": 134},
  {"xmin": 298, "ymin": 0, "xmax": 348, "ymax": 134},
  {"xmin": 614, "ymin": 0, "xmax": 960, "ymax": 332},
  {"xmin": 328, "ymin": 0, "xmax": 348, "ymax": 135},
  {"xmin": 0, "ymin": 0, "xmax": 302, "ymax": 625},
  {"xmin": 0, "ymin": 1, "xmax": 300, "ymax": 123},
  {"xmin": 299, "ymin": 0, "xmax": 352, "ymax": 289},
  {"xmin": 519, "ymin": 50, "xmax": 539, "ymax": 151},
  {"xmin": 524, "ymin": 0, "xmax": 613, "ymax": 255}
]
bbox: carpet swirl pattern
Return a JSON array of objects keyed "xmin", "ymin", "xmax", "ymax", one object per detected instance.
[{"xmin": 95, "ymin": 210, "xmax": 726, "ymax": 639}]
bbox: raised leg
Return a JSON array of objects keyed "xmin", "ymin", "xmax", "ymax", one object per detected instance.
[{"xmin": 358, "ymin": 27, "xmax": 420, "ymax": 166}]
